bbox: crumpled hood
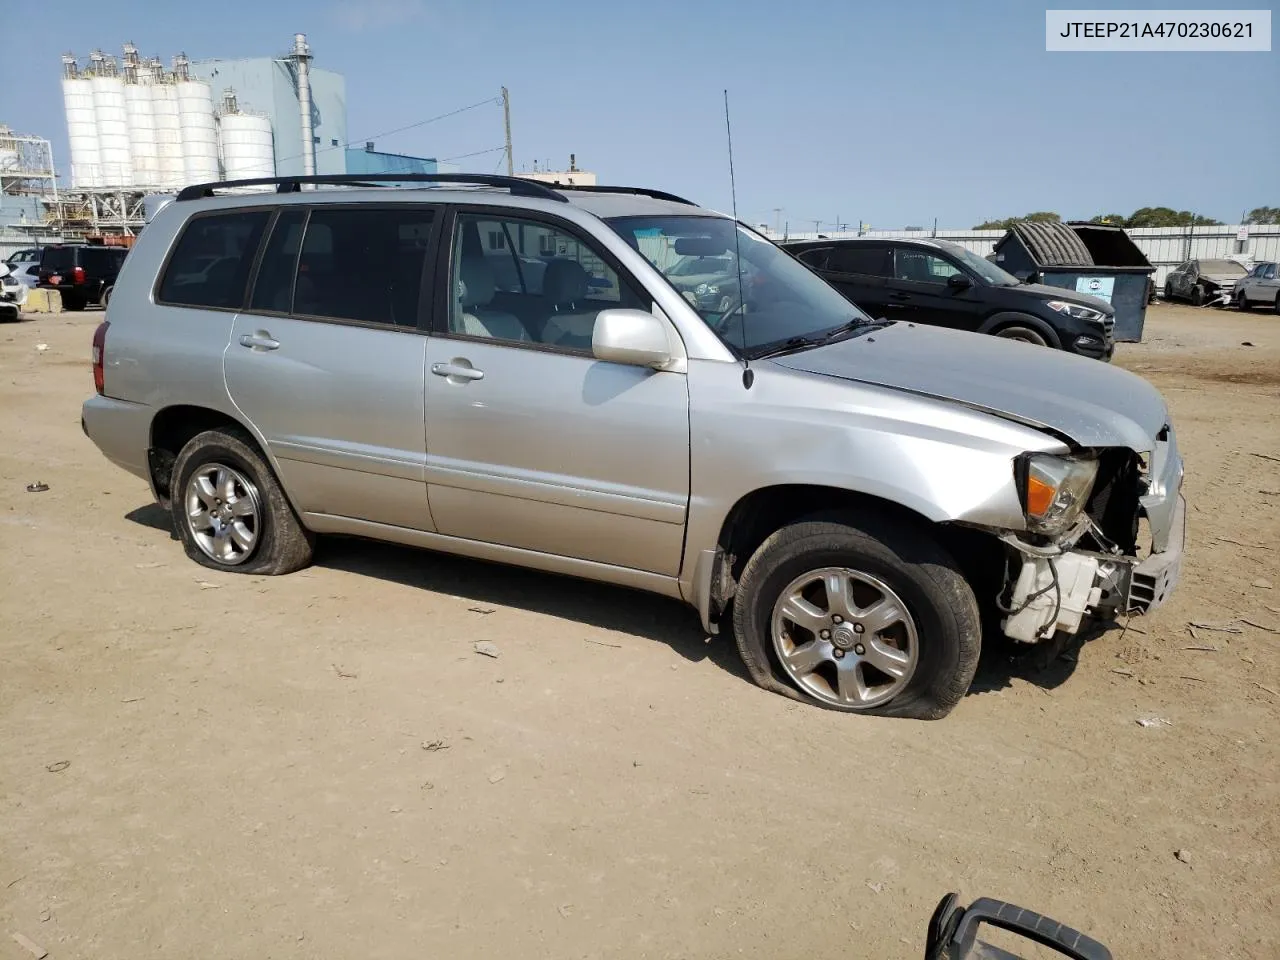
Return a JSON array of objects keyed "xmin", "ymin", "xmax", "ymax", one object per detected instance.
[
  {"xmin": 1201, "ymin": 272, "xmax": 1241, "ymax": 286},
  {"xmin": 772, "ymin": 323, "xmax": 1168, "ymax": 451}
]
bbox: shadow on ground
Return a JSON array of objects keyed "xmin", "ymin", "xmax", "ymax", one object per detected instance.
[
  {"xmin": 316, "ymin": 535, "xmax": 753, "ymax": 684},
  {"xmin": 122, "ymin": 505, "xmax": 1111, "ymax": 707}
]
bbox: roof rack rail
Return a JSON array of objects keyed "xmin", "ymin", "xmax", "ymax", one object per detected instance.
[
  {"xmin": 174, "ymin": 173, "xmax": 569, "ymax": 203},
  {"xmin": 540, "ymin": 183, "xmax": 697, "ymax": 206}
]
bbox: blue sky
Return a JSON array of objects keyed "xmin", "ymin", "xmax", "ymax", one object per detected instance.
[{"xmin": 3, "ymin": 0, "xmax": 1276, "ymax": 228}]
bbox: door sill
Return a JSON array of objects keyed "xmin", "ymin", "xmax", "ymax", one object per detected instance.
[{"xmin": 302, "ymin": 513, "xmax": 685, "ymax": 600}]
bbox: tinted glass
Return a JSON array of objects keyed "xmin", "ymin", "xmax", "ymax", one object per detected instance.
[
  {"xmin": 895, "ymin": 249, "xmax": 963, "ymax": 283},
  {"xmin": 249, "ymin": 209, "xmax": 307, "ymax": 313},
  {"xmin": 827, "ymin": 245, "xmax": 890, "ymax": 276},
  {"xmin": 157, "ymin": 211, "xmax": 271, "ymax": 309},
  {"xmin": 293, "ymin": 207, "xmax": 433, "ymax": 327},
  {"xmin": 794, "ymin": 248, "xmax": 830, "ymax": 269},
  {"xmin": 41, "ymin": 247, "xmax": 77, "ymax": 271},
  {"xmin": 1265, "ymin": 264, "xmax": 1277, "ymax": 279}
]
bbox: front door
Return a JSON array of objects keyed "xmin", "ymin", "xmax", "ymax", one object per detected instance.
[
  {"xmin": 887, "ymin": 247, "xmax": 985, "ymax": 330},
  {"xmin": 423, "ymin": 208, "xmax": 690, "ymax": 576},
  {"xmin": 224, "ymin": 204, "xmax": 439, "ymax": 530}
]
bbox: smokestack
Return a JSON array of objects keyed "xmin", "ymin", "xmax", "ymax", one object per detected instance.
[{"xmin": 292, "ymin": 33, "xmax": 316, "ymax": 179}]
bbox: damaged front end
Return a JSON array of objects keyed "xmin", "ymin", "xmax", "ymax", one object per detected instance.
[{"xmin": 997, "ymin": 427, "xmax": 1185, "ymax": 644}]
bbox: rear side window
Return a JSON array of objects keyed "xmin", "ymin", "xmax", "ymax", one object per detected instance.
[
  {"xmin": 292, "ymin": 207, "xmax": 435, "ymax": 327},
  {"xmin": 827, "ymin": 245, "xmax": 891, "ymax": 277},
  {"xmin": 249, "ymin": 209, "xmax": 307, "ymax": 313},
  {"xmin": 794, "ymin": 247, "xmax": 830, "ymax": 269},
  {"xmin": 157, "ymin": 210, "xmax": 271, "ymax": 309}
]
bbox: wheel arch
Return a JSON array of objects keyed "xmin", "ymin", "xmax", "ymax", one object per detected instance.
[
  {"xmin": 696, "ymin": 483, "xmax": 1003, "ymax": 634},
  {"xmin": 148, "ymin": 405, "xmax": 280, "ymax": 509},
  {"xmin": 976, "ymin": 311, "xmax": 1062, "ymax": 348}
]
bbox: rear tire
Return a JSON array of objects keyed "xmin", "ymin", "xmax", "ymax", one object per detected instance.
[
  {"xmin": 100, "ymin": 285, "xmax": 113, "ymax": 309},
  {"xmin": 994, "ymin": 325, "xmax": 1048, "ymax": 347},
  {"xmin": 170, "ymin": 427, "xmax": 314, "ymax": 576},
  {"xmin": 61, "ymin": 294, "xmax": 85, "ymax": 312},
  {"xmin": 732, "ymin": 516, "xmax": 981, "ymax": 719},
  {"xmin": 1163, "ymin": 281, "xmax": 1173, "ymax": 300}
]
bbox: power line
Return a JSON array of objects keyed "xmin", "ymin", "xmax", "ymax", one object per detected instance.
[
  {"xmin": 441, "ymin": 145, "xmax": 506, "ymax": 163},
  {"xmin": 275, "ymin": 95, "xmax": 502, "ymax": 165}
]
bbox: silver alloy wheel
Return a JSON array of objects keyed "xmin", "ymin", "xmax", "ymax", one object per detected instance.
[
  {"xmin": 770, "ymin": 567, "xmax": 919, "ymax": 709},
  {"xmin": 184, "ymin": 462, "xmax": 261, "ymax": 565},
  {"xmin": 996, "ymin": 328, "xmax": 1045, "ymax": 345}
]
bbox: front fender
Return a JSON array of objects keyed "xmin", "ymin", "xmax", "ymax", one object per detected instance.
[{"xmin": 678, "ymin": 359, "xmax": 1068, "ymax": 595}]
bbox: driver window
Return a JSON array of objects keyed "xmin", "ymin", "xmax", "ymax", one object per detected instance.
[
  {"xmin": 894, "ymin": 250, "xmax": 962, "ymax": 284},
  {"xmin": 448, "ymin": 213, "xmax": 646, "ymax": 351}
]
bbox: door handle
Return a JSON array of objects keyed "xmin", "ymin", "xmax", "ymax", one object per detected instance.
[
  {"xmin": 239, "ymin": 332, "xmax": 280, "ymax": 351},
  {"xmin": 431, "ymin": 362, "xmax": 484, "ymax": 381},
  {"xmin": 890, "ymin": 292, "xmax": 911, "ymax": 301}
]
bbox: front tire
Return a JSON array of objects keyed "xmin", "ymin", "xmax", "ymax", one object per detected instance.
[
  {"xmin": 1237, "ymin": 292, "xmax": 1251, "ymax": 312},
  {"xmin": 1191, "ymin": 284, "xmax": 1205, "ymax": 306},
  {"xmin": 994, "ymin": 325, "xmax": 1049, "ymax": 347},
  {"xmin": 170, "ymin": 428, "xmax": 314, "ymax": 575},
  {"xmin": 732, "ymin": 517, "xmax": 981, "ymax": 719}
]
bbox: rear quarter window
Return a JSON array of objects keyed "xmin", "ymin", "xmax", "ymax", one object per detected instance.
[
  {"xmin": 157, "ymin": 210, "xmax": 272, "ymax": 310},
  {"xmin": 41, "ymin": 247, "xmax": 77, "ymax": 271}
]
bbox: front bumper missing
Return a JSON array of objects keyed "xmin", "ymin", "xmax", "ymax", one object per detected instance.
[{"xmin": 1000, "ymin": 492, "xmax": 1186, "ymax": 643}]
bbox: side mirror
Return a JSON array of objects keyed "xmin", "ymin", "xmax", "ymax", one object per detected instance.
[
  {"xmin": 947, "ymin": 273, "xmax": 972, "ymax": 290},
  {"xmin": 592, "ymin": 309, "xmax": 673, "ymax": 369}
]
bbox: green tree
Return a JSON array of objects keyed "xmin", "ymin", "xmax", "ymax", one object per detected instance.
[
  {"xmin": 1125, "ymin": 206, "xmax": 1221, "ymax": 227},
  {"xmin": 1245, "ymin": 206, "xmax": 1280, "ymax": 224},
  {"xmin": 972, "ymin": 211, "xmax": 1061, "ymax": 230}
]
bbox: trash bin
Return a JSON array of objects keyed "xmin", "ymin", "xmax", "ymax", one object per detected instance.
[{"xmin": 990, "ymin": 221, "xmax": 1155, "ymax": 342}]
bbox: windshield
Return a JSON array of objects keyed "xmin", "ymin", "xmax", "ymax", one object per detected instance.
[
  {"xmin": 608, "ymin": 216, "xmax": 873, "ymax": 358},
  {"xmin": 1200, "ymin": 259, "xmax": 1247, "ymax": 276},
  {"xmin": 946, "ymin": 244, "xmax": 1021, "ymax": 286}
]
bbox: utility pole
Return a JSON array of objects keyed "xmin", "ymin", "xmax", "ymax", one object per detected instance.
[
  {"xmin": 812, "ymin": 218, "xmax": 821, "ymax": 235},
  {"xmin": 501, "ymin": 86, "xmax": 513, "ymax": 176}
]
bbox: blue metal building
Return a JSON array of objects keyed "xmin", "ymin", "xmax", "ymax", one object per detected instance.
[{"xmin": 189, "ymin": 57, "xmax": 348, "ymax": 177}]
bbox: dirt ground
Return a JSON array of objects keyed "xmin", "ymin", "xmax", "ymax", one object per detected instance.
[{"xmin": 1, "ymin": 302, "xmax": 1277, "ymax": 960}]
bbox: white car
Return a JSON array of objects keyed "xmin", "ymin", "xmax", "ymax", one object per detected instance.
[
  {"xmin": 0, "ymin": 263, "xmax": 29, "ymax": 321},
  {"xmin": 4, "ymin": 248, "xmax": 42, "ymax": 289},
  {"xmin": 1235, "ymin": 261, "xmax": 1279, "ymax": 312}
]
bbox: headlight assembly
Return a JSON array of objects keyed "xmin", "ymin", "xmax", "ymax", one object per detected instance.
[
  {"xmin": 1046, "ymin": 300, "xmax": 1107, "ymax": 323},
  {"xmin": 1019, "ymin": 454, "xmax": 1099, "ymax": 537}
]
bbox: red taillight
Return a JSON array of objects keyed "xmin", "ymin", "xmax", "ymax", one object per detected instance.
[
  {"xmin": 73, "ymin": 265, "xmax": 86, "ymax": 284},
  {"xmin": 92, "ymin": 320, "xmax": 109, "ymax": 395}
]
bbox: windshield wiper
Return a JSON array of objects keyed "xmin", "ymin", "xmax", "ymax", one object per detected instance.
[{"xmin": 752, "ymin": 318, "xmax": 882, "ymax": 360}]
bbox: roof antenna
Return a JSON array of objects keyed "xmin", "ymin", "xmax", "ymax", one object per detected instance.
[{"xmin": 723, "ymin": 89, "xmax": 752, "ymax": 389}]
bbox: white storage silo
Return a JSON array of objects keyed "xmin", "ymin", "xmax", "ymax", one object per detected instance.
[
  {"xmin": 151, "ymin": 80, "xmax": 185, "ymax": 189},
  {"xmin": 123, "ymin": 78, "xmax": 159, "ymax": 188},
  {"xmin": 219, "ymin": 112, "xmax": 275, "ymax": 181},
  {"xmin": 62, "ymin": 73, "xmax": 102, "ymax": 188},
  {"xmin": 91, "ymin": 66, "xmax": 134, "ymax": 187},
  {"xmin": 178, "ymin": 77, "xmax": 220, "ymax": 184}
]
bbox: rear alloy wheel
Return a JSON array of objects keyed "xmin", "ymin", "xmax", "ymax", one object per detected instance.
[
  {"xmin": 732, "ymin": 517, "xmax": 981, "ymax": 719},
  {"xmin": 994, "ymin": 325, "xmax": 1048, "ymax": 347},
  {"xmin": 1191, "ymin": 284, "xmax": 1205, "ymax": 306},
  {"xmin": 171, "ymin": 427, "xmax": 314, "ymax": 575}
]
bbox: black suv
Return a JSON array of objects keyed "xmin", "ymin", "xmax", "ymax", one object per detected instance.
[
  {"xmin": 38, "ymin": 243, "xmax": 130, "ymax": 311},
  {"xmin": 783, "ymin": 237, "xmax": 1116, "ymax": 360}
]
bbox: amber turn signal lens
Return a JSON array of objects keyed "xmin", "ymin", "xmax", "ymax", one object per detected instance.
[{"xmin": 1026, "ymin": 474, "xmax": 1056, "ymax": 517}]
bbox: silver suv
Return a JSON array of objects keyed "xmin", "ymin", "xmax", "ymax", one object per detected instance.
[{"xmin": 82, "ymin": 174, "xmax": 1185, "ymax": 719}]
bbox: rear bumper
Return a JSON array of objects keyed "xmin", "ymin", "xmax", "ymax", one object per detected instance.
[{"xmin": 82, "ymin": 394, "xmax": 152, "ymax": 482}]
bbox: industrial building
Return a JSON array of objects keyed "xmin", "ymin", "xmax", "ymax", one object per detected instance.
[
  {"xmin": 519, "ymin": 155, "xmax": 596, "ymax": 187},
  {"xmin": 0, "ymin": 33, "xmax": 461, "ymax": 248}
]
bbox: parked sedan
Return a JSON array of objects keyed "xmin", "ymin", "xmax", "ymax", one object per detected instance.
[
  {"xmin": 1163, "ymin": 258, "xmax": 1249, "ymax": 306},
  {"xmin": 1234, "ymin": 261, "xmax": 1279, "ymax": 312}
]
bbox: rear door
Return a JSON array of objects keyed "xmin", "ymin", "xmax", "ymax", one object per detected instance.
[
  {"xmin": 820, "ymin": 243, "xmax": 893, "ymax": 318},
  {"xmin": 888, "ymin": 246, "xmax": 985, "ymax": 330},
  {"xmin": 223, "ymin": 204, "xmax": 439, "ymax": 530}
]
